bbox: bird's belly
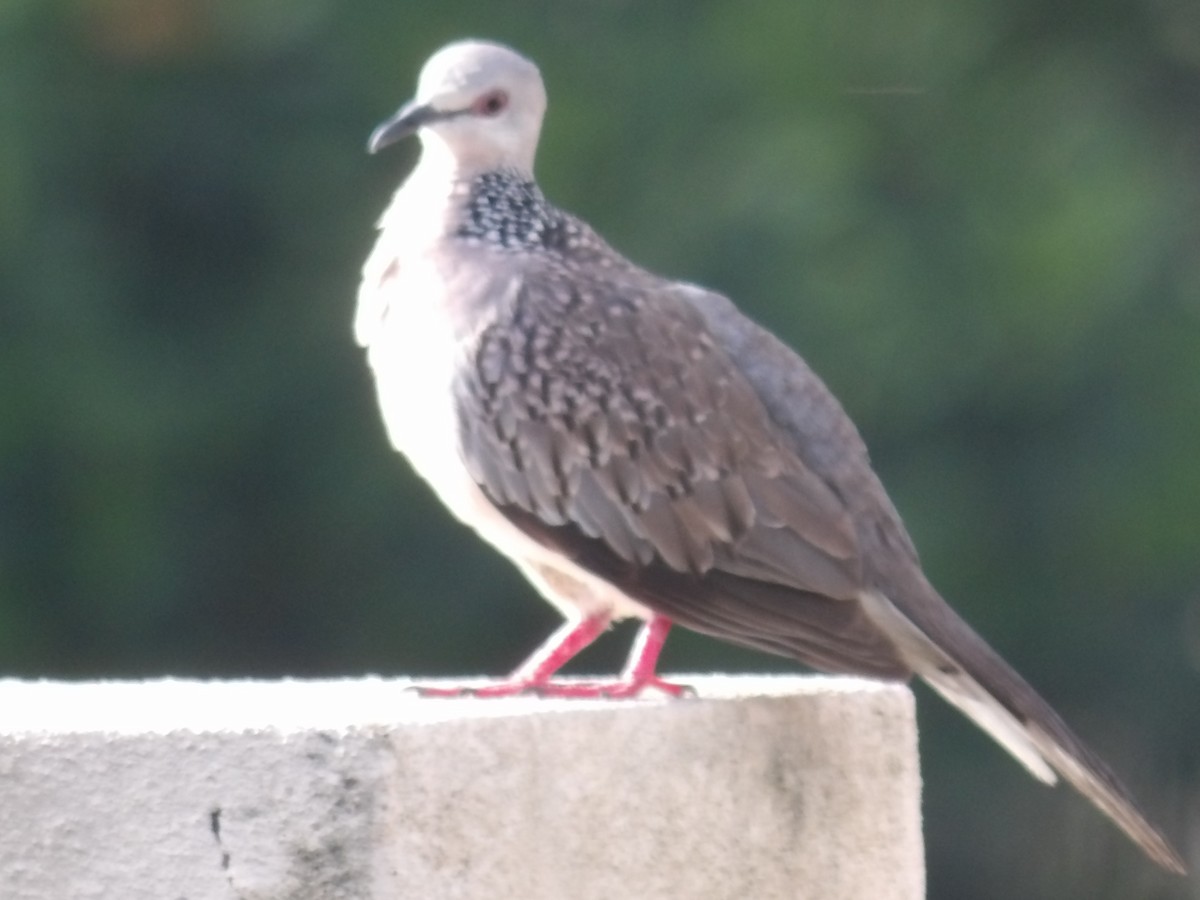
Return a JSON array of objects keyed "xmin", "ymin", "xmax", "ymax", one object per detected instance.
[
  {"xmin": 363, "ymin": 285, "xmax": 651, "ymax": 624},
  {"xmin": 364, "ymin": 281, "xmax": 477, "ymax": 522}
]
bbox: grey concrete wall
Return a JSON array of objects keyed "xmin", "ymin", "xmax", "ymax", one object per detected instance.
[{"xmin": 0, "ymin": 676, "xmax": 924, "ymax": 899}]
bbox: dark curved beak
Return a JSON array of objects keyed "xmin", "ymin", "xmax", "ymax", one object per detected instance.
[{"xmin": 367, "ymin": 101, "xmax": 446, "ymax": 154}]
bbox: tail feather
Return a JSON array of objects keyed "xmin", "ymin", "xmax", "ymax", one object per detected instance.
[
  {"xmin": 862, "ymin": 590, "xmax": 1187, "ymax": 874},
  {"xmin": 921, "ymin": 665, "xmax": 1056, "ymax": 785},
  {"xmin": 1030, "ymin": 721, "xmax": 1187, "ymax": 874}
]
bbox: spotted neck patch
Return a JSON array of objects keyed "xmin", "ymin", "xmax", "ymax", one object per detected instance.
[{"xmin": 455, "ymin": 170, "xmax": 583, "ymax": 252}]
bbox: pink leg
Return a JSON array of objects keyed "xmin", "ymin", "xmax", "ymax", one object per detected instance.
[
  {"xmin": 414, "ymin": 614, "xmax": 607, "ymax": 698},
  {"xmin": 604, "ymin": 615, "xmax": 692, "ymax": 698},
  {"xmin": 414, "ymin": 613, "xmax": 693, "ymax": 700}
]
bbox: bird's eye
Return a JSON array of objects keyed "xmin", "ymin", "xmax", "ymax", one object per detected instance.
[{"xmin": 473, "ymin": 90, "xmax": 509, "ymax": 117}]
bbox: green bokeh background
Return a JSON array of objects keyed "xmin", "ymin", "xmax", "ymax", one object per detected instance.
[{"xmin": 2, "ymin": 1, "xmax": 1198, "ymax": 896}]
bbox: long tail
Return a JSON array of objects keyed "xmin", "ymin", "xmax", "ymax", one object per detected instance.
[{"xmin": 863, "ymin": 591, "xmax": 1187, "ymax": 874}]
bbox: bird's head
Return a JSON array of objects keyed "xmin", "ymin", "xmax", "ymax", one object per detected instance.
[{"xmin": 369, "ymin": 40, "xmax": 547, "ymax": 177}]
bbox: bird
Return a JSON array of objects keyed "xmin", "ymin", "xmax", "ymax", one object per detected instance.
[{"xmin": 356, "ymin": 38, "xmax": 1186, "ymax": 874}]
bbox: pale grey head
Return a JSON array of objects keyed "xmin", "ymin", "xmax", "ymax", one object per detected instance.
[{"xmin": 369, "ymin": 40, "xmax": 548, "ymax": 176}]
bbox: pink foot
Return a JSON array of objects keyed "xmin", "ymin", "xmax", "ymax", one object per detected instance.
[
  {"xmin": 526, "ymin": 675, "xmax": 693, "ymax": 699},
  {"xmin": 408, "ymin": 675, "xmax": 694, "ymax": 699},
  {"xmin": 407, "ymin": 615, "xmax": 690, "ymax": 700},
  {"xmin": 580, "ymin": 675, "xmax": 694, "ymax": 699}
]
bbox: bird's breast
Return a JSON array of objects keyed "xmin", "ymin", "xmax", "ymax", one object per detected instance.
[
  {"xmin": 357, "ymin": 245, "xmax": 652, "ymax": 623},
  {"xmin": 358, "ymin": 250, "xmax": 523, "ymax": 545},
  {"xmin": 360, "ymin": 250, "xmax": 468, "ymax": 489}
]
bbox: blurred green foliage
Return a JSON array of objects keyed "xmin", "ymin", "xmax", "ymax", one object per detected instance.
[{"xmin": 1, "ymin": 1, "xmax": 1198, "ymax": 896}]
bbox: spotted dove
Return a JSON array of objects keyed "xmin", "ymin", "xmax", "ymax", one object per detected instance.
[{"xmin": 355, "ymin": 38, "xmax": 1185, "ymax": 873}]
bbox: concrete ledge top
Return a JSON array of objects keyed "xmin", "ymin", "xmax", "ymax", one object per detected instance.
[
  {"xmin": 0, "ymin": 673, "xmax": 904, "ymax": 733},
  {"xmin": 1, "ymin": 675, "xmax": 923, "ymax": 900}
]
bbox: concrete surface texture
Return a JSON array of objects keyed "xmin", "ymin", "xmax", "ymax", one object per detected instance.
[{"xmin": 0, "ymin": 676, "xmax": 924, "ymax": 899}]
